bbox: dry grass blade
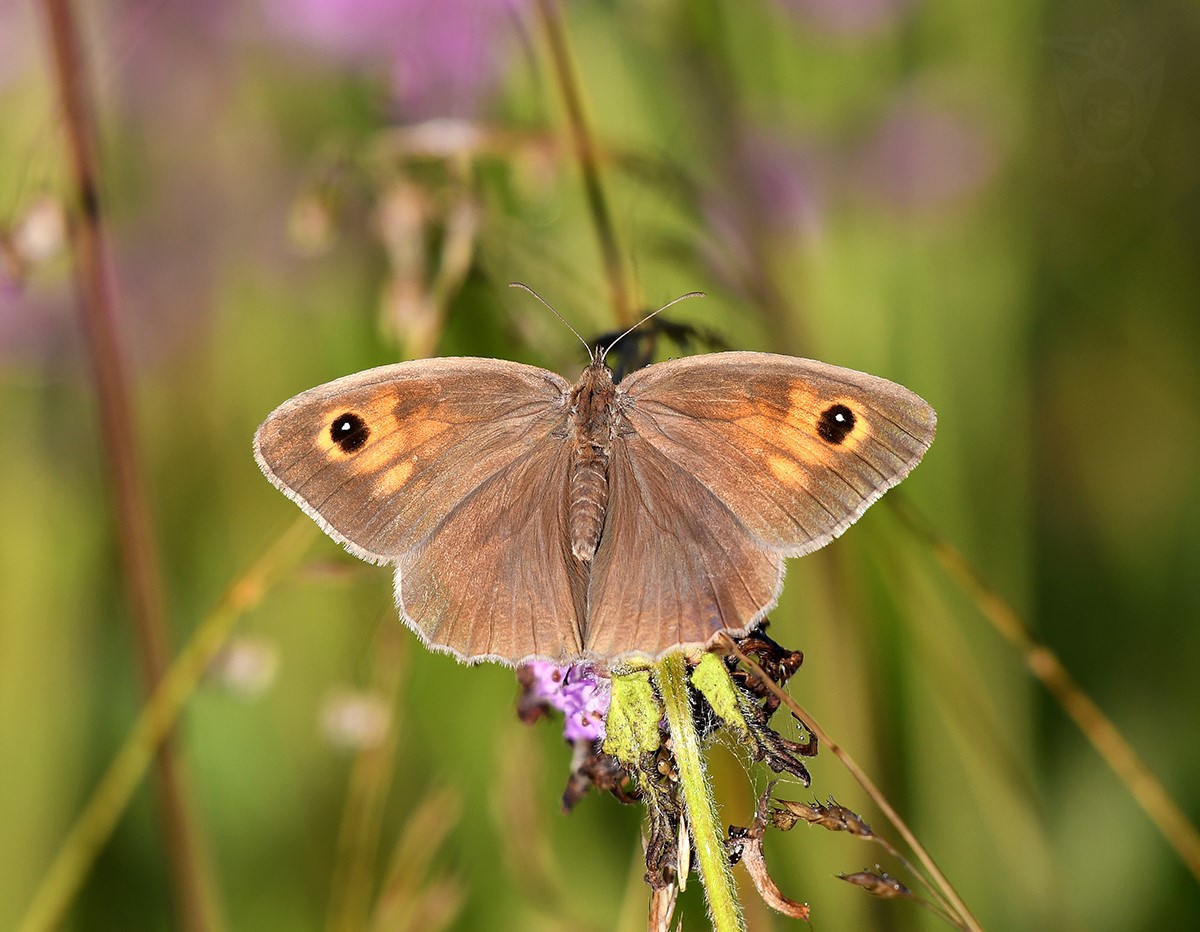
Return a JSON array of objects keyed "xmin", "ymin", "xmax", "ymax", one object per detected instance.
[
  {"xmin": 717, "ymin": 635, "xmax": 983, "ymax": 932},
  {"xmin": 37, "ymin": 0, "xmax": 216, "ymax": 926},
  {"xmin": 326, "ymin": 623, "xmax": 409, "ymax": 932},
  {"xmin": 368, "ymin": 789, "xmax": 463, "ymax": 932},
  {"xmin": 17, "ymin": 518, "xmax": 316, "ymax": 932},
  {"xmin": 891, "ymin": 494, "xmax": 1200, "ymax": 885},
  {"xmin": 648, "ymin": 882, "xmax": 678, "ymax": 932},
  {"xmin": 534, "ymin": 0, "xmax": 633, "ymax": 327}
]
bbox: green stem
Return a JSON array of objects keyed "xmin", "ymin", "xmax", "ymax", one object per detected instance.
[
  {"xmin": 535, "ymin": 0, "xmax": 633, "ymax": 328},
  {"xmin": 656, "ymin": 653, "xmax": 745, "ymax": 932},
  {"xmin": 17, "ymin": 519, "xmax": 315, "ymax": 932}
]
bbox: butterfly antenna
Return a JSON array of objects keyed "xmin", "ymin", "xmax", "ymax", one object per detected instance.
[
  {"xmin": 509, "ymin": 282, "xmax": 594, "ymax": 359},
  {"xmin": 599, "ymin": 291, "xmax": 706, "ymax": 362}
]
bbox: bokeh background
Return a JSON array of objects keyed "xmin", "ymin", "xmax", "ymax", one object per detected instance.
[{"xmin": 2, "ymin": 0, "xmax": 1198, "ymax": 929}]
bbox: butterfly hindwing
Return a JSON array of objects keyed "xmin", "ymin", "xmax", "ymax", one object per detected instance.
[
  {"xmin": 584, "ymin": 431, "xmax": 783, "ymax": 660},
  {"xmin": 396, "ymin": 439, "xmax": 586, "ymax": 663}
]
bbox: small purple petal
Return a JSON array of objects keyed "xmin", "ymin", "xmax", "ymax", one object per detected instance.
[
  {"xmin": 525, "ymin": 660, "xmax": 569, "ymax": 707},
  {"xmin": 523, "ymin": 662, "xmax": 611, "ymax": 743}
]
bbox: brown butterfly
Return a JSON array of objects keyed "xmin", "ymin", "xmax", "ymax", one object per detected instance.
[{"xmin": 254, "ymin": 310, "xmax": 935, "ymax": 667}]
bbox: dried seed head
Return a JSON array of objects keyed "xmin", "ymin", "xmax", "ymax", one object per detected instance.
[{"xmin": 838, "ymin": 868, "xmax": 912, "ymax": 900}]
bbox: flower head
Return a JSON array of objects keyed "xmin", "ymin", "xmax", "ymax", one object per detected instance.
[
  {"xmin": 265, "ymin": 0, "xmax": 527, "ymax": 120},
  {"xmin": 521, "ymin": 661, "xmax": 611, "ymax": 743}
]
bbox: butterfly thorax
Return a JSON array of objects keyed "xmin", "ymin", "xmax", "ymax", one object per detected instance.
[{"xmin": 568, "ymin": 360, "xmax": 618, "ymax": 562}]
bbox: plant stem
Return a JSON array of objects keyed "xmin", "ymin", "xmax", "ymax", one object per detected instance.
[
  {"xmin": 18, "ymin": 519, "xmax": 315, "ymax": 932},
  {"xmin": 327, "ymin": 621, "xmax": 408, "ymax": 932},
  {"xmin": 656, "ymin": 653, "xmax": 745, "ymax": 932},
  {"xmin": 720, "ymin": 636, "xmax": 982, "ymax": 932},
  {"xmin": 37, "ymin": 1, "xmax": 219, "ymax": 929},
  {"xmin": 890, "ymin": 493, "xmax": 1200, "ymax": 887},
  {"xmin": 535, "ymin": 0, "xmax": 633, "ymax": 328}
]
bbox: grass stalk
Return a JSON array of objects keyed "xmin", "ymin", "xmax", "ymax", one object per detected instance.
[
  {"xmin": 534, "ymin": 0, "xmax": 633, "ymax": 328},
  {"xmin": 17, "ymin": 519, "xmax": 315, "ymax": 932},
  {"xmin": 720, "ymin": 636, "xmax": 982, "ymax": 932},
  {"xmin": 890, "ymin": 494, "xmax": 1200, "ymax": 885},
  {"xmin": 37, "ymin": 0, "xmax": 220, "ymax": 927}
]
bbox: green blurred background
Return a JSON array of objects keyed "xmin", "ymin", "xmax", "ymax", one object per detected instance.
[{"xmin": 2, "ymin": 0, "xmax": 1198, "ymax": 929}]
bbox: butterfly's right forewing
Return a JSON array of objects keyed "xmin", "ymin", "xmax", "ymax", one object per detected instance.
[{"xmin": 618, "ymin": 351, "xmax": 935, "ymax": 558}]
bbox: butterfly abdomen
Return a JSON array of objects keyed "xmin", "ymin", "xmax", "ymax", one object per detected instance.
[
  {"xmin": 569, "ymin": 455, "xmax": 608, "ymax": 561},
  {"xmin": 568, "ymin": 360, "xmax": 619, "ymax": 562}
]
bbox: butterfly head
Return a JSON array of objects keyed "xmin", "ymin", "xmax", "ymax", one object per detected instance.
[{"xmin": 572, "ymin": 355, "xmax": 617, "ymax": 414}]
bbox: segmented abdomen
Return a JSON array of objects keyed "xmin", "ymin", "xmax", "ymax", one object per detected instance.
[{"xmin": 569, "ymin": 452, "xmax": 608, "ymax": 562}]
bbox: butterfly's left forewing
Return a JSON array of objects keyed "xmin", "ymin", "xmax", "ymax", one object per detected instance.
[{"xmin": 617, "ymin": 351, "xmax": 936, "ymax": 558}]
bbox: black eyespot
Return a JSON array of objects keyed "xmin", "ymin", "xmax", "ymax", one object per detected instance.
[
  {"xmin": 330, "ymin": 412, "xmax": 369, "ymax": 452},
  {"xmin": 817, "ymin": 404, "xmax": 855, "ymax": 444}
]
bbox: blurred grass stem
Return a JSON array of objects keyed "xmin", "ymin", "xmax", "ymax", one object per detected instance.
[
  {"xmin": 535, "ymin": 0, "xmax": 633, "ymax": 328},
  {"xmin": 719, "ymin": 636, "xmax": 982, "ymax": 932},
  {"xmin": 656, "ymin": 653, "xmax": 746, "ymax": 932},
  {"xmin": 37, "ymin": 0, "xmax": 220, "ymax": 928},
  {"xmin": 327, "ymin": 622, "xmax": 408, "ymax": 932},
  {"xmin": 17, "ymin": 519, "xmax": 315, "ymax": 932},
  {"xmin": 891, "ymin": 495, "xmax": 1200, "ymax": 885}
]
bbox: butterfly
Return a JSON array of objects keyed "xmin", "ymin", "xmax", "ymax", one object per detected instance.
[{"xmin": 254, "ymin": 312, "xmax": 935, "ymax": 667}]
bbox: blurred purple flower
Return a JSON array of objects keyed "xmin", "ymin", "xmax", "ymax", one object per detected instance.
[
  {"xmin": 0, "ymin": 1, "xmax": 37, "ymax": 87},
  {"xmin": 730, "ymin": 132, "xmax": 825, "ymax": 238},
  {"xmin": 525, "ymin": 662, "xmax": 611, "ymax": 743},
  {"xmin": 265, "ymin": 0, "xmax": 528, "ymax": 119},
  {"xmin": 771, "ymin": 0, "xmax": 913, "ymax": 37},
  {"xmin": 700, "ymin": 130, "xmax": 826, "ymax": 291},
  {"xmin": 850, "ymin": 98, "xmax": 997, "ymax": 211},
  {"xmin": 0, "ymin": 284, "xmax": 76, "ymax": 367}
]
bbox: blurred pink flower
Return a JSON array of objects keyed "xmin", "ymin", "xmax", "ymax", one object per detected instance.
[
  {"xmin": 700, "ymin": 130, "xmax": 826, "ymax": 291},
  {"xmin": 729, "ymin": 132, "xmax": 825, "ymax": 238},
  {"xmin": 265, "ymin": 0, "xmax": 528, "ymax": 119},
  {"xmin": 850, "ymin": 98, "xmax": 997, "ymax": 211},
  {"xmin": 0, "ymin": 0, "xmax": 37, "ymax": 87},
  {"xmin": 771, "ymin": 0, "xmax": 913, "ymax": 37}
]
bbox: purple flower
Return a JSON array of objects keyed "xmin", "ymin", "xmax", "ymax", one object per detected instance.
[
  {"xmin": 771, "ymin": 0, "xmax": 913, "ymax": 38},
  {"xmin": 264, "ymin": 0, "xmax": 528, "ymax": 120},
  {"xmin": 524, "ymin": 662, "xmax": 611, "ymax": 743},
  {"xmin": 0, "ymin": 1, "xmax": 37, "ymax": 88},
  {"xmin": 850, "ymin": 97, "xmax": 997, "ymax": 211},
  {"xmin": 700, "ymin": 129, "xmax": 826, "ymax": 292}
]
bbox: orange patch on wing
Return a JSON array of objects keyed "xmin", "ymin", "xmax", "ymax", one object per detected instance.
[
  {"xmin": 731, "ymin": 412, "xmax": 806, "ymax": 455},
  {"xmin": 314, "ymin": 393, "xmax": 404, "ymax": 458},
  {"xmin": 767, "ymin": 455, "xmax": 808, "ymax": 486},
  {"xmin": 315, "ymin": 389, "xmax": 446, "ymax": 465},
  {"xmin": 374, "ymin": 458, "xmax": 415, "ymax": 496}
]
